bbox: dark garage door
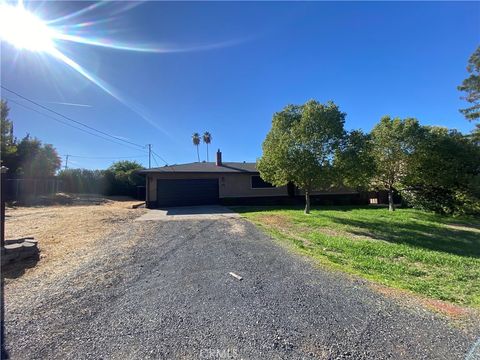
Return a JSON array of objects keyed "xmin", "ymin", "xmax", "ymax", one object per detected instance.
[{"xmin": 157, "ymin": 179, "xmax": 219, "ymax": 207}]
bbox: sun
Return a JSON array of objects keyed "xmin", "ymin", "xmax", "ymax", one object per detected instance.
[
  {"xmin": 0, "ymin": 3, "xmax": 56, "ymax": 52},
  {"xmin": 0, "ymin": 0, "xmax": 238, "ymax": 135}
]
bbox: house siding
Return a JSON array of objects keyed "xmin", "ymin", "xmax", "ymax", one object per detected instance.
[{"xmin": 221, "ymin": 173, "xmax": 288, "ymax": 198}]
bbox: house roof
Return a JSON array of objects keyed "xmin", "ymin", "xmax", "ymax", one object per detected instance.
[{"xmin": 138, "ymin": 162, "xmax": 258, "ymax": 174}]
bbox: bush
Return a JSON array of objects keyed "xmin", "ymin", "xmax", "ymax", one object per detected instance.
[
  {"xmin": 402, "ymin": 187, "xmax": 480, "ymax": 216},
  {"xmin": 402, "ymin": 127, "xmax": 480, "ymax": 215},
  {"xmin": 58, "ymin": 161, "xmax": 144, "ymax": 198},
  {"xmin": 103, "ymin": 161, "xmax": 144, "ymax": 197},
  {"xmin": 58, "ymin": 169, "xmax": 107, "ymax": 194}
]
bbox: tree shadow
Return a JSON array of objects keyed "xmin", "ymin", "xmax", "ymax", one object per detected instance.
[
  {"xmin": 232, "ymin": 206, "xmax": 306, "ymax": 215},
  {"xmin": 321, "ymin": 214, "xmax": 480, "ymax": 258},
  {"xmin": 232, "ymin": 205, "xmax": 479, "ymax": 257},
  {"xmin": 232, "ymin": 205, "xmax": 380, "ymax": 213}
]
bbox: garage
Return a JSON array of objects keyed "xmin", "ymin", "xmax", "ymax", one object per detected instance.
[{"xmin": 156, "ymin": 178, "xmax": 219, "ymax": 207}]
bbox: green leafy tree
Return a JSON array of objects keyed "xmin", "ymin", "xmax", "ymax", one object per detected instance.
[
  {"xmin": 108, "ymin": 160, "xmax": 143, "ymax": 174},
  {"xmin": 472, "ymin": 124, "xmax": 480, "ymax": 144},
  {"xmin": 370, "ymin": 116, "xmax": 423, "ymax": 211},
  {"xmin": 403, "ymin": 127, "xmax": 480, "ymax": 215},
  {"xmin": 58, "ymin": 168, "xmax": 106, "ymax": 194},
  {"xmin": 1, "ymin": 101, "xmax": 61, "ymax": 176},
  {"xmin": 192, "ymin": 132, "xmax": 200, "ymax": 162},
  {"xmin": 105, "ymin": 160, "xmax": 144, "ymax": 196},
  {"xmin": 16, "ymin": 134, "xmax": 61, "ymax": 177},
  {"xmin": 1, "ymin": 100, "xmax": 17, "ymax": 169},
  {"xmin": 334, "ymin": 130, "xmax": 374, "ymax": 190},
  {"xmin": 258, "ymin": 100, "xmax": 346, "ymax": 213},
  {"xmin": 1, "ymin": 100, "xmax": 14, "ymax": 146},
  {"xmin": 203, "ymin": 131, "xmax": 212, "ymax": 162},
  {"xmin": 458, "ymin": 46, "xmax": 480, "ymax": 122}
]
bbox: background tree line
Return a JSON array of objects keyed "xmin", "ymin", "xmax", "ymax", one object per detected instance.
[
  {"xmin": 259, "ymin": 46, "xmax": 480, "ymax": 215},
  {"xmin": 1, "ymin": 100, "xmax": 144, "ymax": 198},
  {"xmin": 1, "ymin": 100, "xmax": 62, "ymax": 177},
  {"xmin": 259, "ymin": 101, "xmax": 480, "ymax": 215},
  {"xmin": 57, "ymin": 161, "xmax": 144, "ymax": 197}
]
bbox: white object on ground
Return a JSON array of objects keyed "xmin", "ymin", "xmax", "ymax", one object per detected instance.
[{"xmin": 229, "ymin": 272, "xmax": 243, "ymax": 281}]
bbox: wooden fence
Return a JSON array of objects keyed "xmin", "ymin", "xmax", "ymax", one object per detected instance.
[{"xmin": 3, "ymin": 177, "xmax": 63, "ymax": 202}]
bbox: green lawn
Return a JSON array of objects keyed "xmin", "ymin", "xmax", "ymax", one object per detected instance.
[{"xmin": 233, "ymin": 206, "xmax": 480, "ymax": 307}]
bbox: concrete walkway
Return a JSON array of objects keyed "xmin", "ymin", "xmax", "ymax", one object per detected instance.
[{"xmin": 135, "ymin": 205, "xmax": 240, "ymax": 221}]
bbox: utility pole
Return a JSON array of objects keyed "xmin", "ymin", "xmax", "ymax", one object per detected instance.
[
  {"xmin": 147, "ymin": 144, "xmax": 151, "ymax": 169},
  {"xmin": 64, "ymin": 154, "xmax": 69, "ymax": 170}
]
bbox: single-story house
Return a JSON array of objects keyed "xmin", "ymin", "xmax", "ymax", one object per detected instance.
[{"xmin": 139, "ymin": 150, "xmax": 369, "ymax": 208}]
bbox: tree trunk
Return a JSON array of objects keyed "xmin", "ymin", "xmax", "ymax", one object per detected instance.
[
  {"xmin": 206, "ymin": 144, "xmax": 209, "ymax": 162},
  {"xmin": 304, "ymin": 190, "xmax": 311, "ymax": 214},
  {"xmin": 196, "ymin": 146, "xmax": 200, "ymax": 162},
  {"xmin": 388, "ymin": 187, "xmax": 395, "ymax": 211}
]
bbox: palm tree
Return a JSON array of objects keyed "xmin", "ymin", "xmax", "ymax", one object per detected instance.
[
  {"xmin": 192, "ymin": 132, "xmax": 200, "ymax": 162},
  {"xmin": 203, "ymin": 131, "xmax": 212, "ymax": 162}
]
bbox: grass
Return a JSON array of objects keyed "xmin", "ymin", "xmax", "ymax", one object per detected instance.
[{"xmin": 232, "ymin": 205, "xmax": 480, "ymax": 307}]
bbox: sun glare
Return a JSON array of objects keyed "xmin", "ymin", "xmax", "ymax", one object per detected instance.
[
  {"xmin": 0, "ymin": 3, "xmax": 55, "ymax": 52},
  {"xmin": 0, "ymin": 0, "xmax": 239, "ymax": 136}
]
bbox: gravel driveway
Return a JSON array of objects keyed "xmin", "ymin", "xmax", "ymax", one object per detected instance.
[{"xmin": 4, "ymin": 206, "xmax": 479, "ymax": 359}]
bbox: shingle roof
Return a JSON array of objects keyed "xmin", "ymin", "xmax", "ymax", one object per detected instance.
[{"xmin": 138, "ymin": 162, "xmax": 258, "ymax": 174}]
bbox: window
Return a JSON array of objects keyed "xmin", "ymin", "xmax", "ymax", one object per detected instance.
[{"xmin": 251, "ymin": 175, "xmax": 275, "ymax": 188}]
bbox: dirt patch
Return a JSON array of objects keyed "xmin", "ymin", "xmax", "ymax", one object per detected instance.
[
  {"xmin": 4, "ymin": 199, "xmax": 146, "ymax": 280},
  {"xmin": 255, "ymin": 214, "xmax": 373, "ymax": 245},
  {"xmin": 421, "ymin": 299, "xmax": 469, "ymax": 318},
  {"xmin": 315, "ymin": 226, "xmax": 374, "ymax": 241},
  {"xmin": 227, "ymin": 219, "xmax": 247, "ymax": 235},
  {"xmin": 370, "ymin": 283, "xmax": 479, "ymax": 325},
  {"xmin": 256, "ymin": 214, "xmax": 293, "ymax": 229},
  {"xmin": 255, "ymin": 214, "xmax": 313, "ymax": 246}
]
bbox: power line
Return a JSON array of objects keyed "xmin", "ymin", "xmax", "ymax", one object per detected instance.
[
  {"xmin": 66, "ymin": 154, "xmax": 148, "ymax": 159},
  {"xmin": 5, "ymin": 97, "xmax": 148, "ymax": 153},
  {"xmin": 1, "ymin": 85, "xmax": 145, "ymax": 149},
  {"xmin": 151, "ymin": 152, "xmax": 160, "ymax": 167},
  {"xmin": 2, "ymin": 86, "xmax": 172, "ymax": 167},
  {"xmin": 152, "ymin": 150, "xmax": 169, "ymax": 165},
  {"xmin": 151, "ymin": 151, "xmax": 176, "ymax": 172}
]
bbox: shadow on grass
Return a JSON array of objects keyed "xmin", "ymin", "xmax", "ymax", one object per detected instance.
[
  {"xmin": 322, "ymin": 214, "xmax": 480, "ymax": 258},
  {"xmin": 232, "ymin": 205, "xmax": 384, "ymax": 213},
  {"xmin": 232, "ymin": 205, "xmax": 302, "ymax": 213},
  {"xmin": 233, "ymin": 205, "xmax": 480, "ymax": 258}
]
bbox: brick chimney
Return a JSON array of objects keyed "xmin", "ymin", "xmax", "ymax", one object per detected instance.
[{"xmin": 216, "ymin": 149, "xmax": 222, "ymax": 166}]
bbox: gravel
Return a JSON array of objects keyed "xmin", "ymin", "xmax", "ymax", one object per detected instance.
[{"xmin": 4, "ymin": 216, "xmax": 479, "ymax": 359}]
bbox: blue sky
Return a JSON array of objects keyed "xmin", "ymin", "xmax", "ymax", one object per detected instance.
[{"xmin": 1, "ymin": 1, "xmax": 479, "ymax": 169}]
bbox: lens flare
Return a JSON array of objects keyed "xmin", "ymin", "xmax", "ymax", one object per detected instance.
[
  {"xmin": 0, "ymin": 3, "xmax": 56, "ymax": 51},
  {"xmin": 0, "ymin": 1, "xmax": 243, "ymax": 136}
]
